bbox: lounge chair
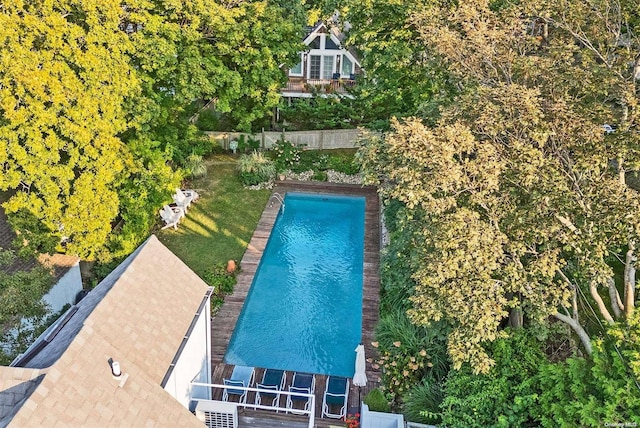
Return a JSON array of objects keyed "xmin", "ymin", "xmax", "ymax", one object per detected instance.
[
  {"xmin": 159, "ymin": 205, "xmax": 183, "ymax": 230},
  {"xmin": 286, "ymin": 372, "xmax": 315, "ymax": 415},
  {"xmin": 222, "ymin": 365, "xmax": 255, "ymax": 404},
  {"xmin": 322, "ymin": 376, "xmax": 349, "ymax": 419},
  {"xmin": 255, "ymin": 368, "xmax": 286, "ymax": 410},
  {"xmin": 172, "ymin": 188, "xmax": 197, "ymax": 213}
]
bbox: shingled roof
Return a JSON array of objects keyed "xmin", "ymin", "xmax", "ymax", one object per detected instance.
[{"xmin": 2, "ymin": 235, "xmax": 210, "ymax": 427}]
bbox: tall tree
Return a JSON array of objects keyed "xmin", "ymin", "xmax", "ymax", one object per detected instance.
[
  {"xmin": 359, "ymin": 0, "xmax": 640, "ymax": 371},
  {"xmin": 0, "ymin": 0, "xmax": 139, "ymax": 259},
  {"xmin": 339, "ymin": 0, "xmax": 450, "ymax": 127}
]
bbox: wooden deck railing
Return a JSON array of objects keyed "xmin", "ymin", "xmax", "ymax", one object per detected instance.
[{"xmin": 283, "ymin": 78, "xmax": 356, "ymax": 94}]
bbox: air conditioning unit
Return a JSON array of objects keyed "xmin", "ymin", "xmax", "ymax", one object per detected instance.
[{"xmin": 195, "ymin": 400, "xmax": 238, "ymax": 428}]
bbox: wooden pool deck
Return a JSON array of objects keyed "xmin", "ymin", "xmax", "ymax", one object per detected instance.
[{"xmin": 209, "ymin": 181, "xmax": 381, "ymax": 426}]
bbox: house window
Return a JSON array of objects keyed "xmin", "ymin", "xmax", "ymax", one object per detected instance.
[
  {"xmin": 290, "ymin": 58, "xmax": 303, "ymax": 76},
  {"xmin": 322, "ymin": 56, "xmax": 334, "ymax": 79},
  {"xmin": 309, "ymin": 55, "xmax": 321, "ymax": 79},
  {"xmin": 326, "ymin": 37, "xmax": 340, "ymax": 50},
  {"xmin": 309, "ymin": 36, "xmax": 321, "ymax": 49},
  {"xmin": 341, "ymin": 55, "xmax": 353, "ymax": 77}
]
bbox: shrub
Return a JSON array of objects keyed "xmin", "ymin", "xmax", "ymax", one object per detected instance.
[
  {"xmin": 440, "ymin": 329, "xmax": 545, "ymax": 427},
  {"xmin": 237, "ymin": 151, "xmax": 276, "ymax": 185},
  {"xmin": 403, "ymin": 379, "xmax": 443, "ymax": 424},
  {"xmin": 311, "ymin": 170, "xmax": 327, "ymax": 181},
  {"xmin": 373, "ymin": 309, "xmax": 449, "ymax": 407},
  {"xmin": 184, "ymin": 153, "xmax": 207, "ymax": 178},
  {"xmin": 328, "ymin": 153, "xmax": 359, "ymax": 175},
  {"xmin": 196, "ymin": 109, "xmax": 220, "ymax": 131},
  {"xmin": 363, "ymin": 388, "xmax": 391, "ymax": 413},
  {"xmin": 237, "ymin": 135, "xmax": 261, "ymax": 153},
  {"xmin": 271, "ymin": 139, "xmax": 301, "ymax": 172},
  {"xmin": 203, "ymin": 263, "xmax": 238, "ymax": 314}
]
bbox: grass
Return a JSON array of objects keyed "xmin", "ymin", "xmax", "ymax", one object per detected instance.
[{"xmin": 156, "ymin": 154, "xmax": 271, "ymax": 279}]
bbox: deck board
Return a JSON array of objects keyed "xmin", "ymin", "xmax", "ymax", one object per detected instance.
[{"xmin": 209, "ymin": 181, "xmax": 381, "ymax": 425}]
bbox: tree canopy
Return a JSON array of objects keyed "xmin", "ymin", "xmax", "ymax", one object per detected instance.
[
  {"xmin": 358, "ymin": 0, "xmax": 640, "ymax": 372},
  {"xmin": 0, "ymin": 0, "xmax": 306, "ymax": 260}
]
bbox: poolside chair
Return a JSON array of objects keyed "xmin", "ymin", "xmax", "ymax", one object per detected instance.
[
  {"xmin": 255, "ymin": 368, "xmax": 286, "ymax": 410},
  {"xmin": 222, "ymin": 365, "xmax": 255, "ymax": 404},
  {"xmin": 286, "ymin": 372, "xmax": 316, "ymax": 415},
  {"xmin": 172, "ymin": 188, "xmax": 197, "ymax": 213},
  {"xmin": 322, "ymin": 376, "xmax": 349, "ymax": 419},
  {"xmin": 159, "ymin": 205, "xmax": 183, "ymax": 230}
]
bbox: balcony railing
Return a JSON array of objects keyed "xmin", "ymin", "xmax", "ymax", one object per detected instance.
[
  {"xmin": 190, "ymin": 382, "xmax": 316, "ymax": 428},
  {"xmin": 283, "ymin": 77, "xmax": 356, "ymax": 95}
]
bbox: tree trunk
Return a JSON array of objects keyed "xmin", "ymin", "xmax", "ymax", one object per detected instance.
[
  {"xmin": 624, "ymin": 244, "xmax": 636, "ymax": 317},
  {"xmin": 589, "ymin": 280, "xmax": 615, "ymax": 324},
  {"xmin": 554, "ymin": 311, "xmax": 592, "ymax": 356},
  {"xmin": 607, "ymin": 277, "xmax": 623, "ymax": 318},
  {"xmin": 509, "ymin": 306, "xmax": 523, "ymax": 328}
]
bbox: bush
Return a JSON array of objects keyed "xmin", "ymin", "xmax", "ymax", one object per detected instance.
[
  {"xmin": 403, "ymin": 379, "xmax": 443, "ymax": 424},
  {"xmin": 237, "ymin": 151, "xmax": 276, "ymax": 185},
  {"xmin": 327, "ymin": 153, "xmax": 359, "ymax": 175},
  {"xmin": 196, "ymin": 109, "xmax": 220, "ymax": 131},
  {"xmin": 363, "ymin": 388, "xmax": 391, "ymax": 413},
  {"xmin": 440, "ymin": 329, "xmax": 545, "ymax": 427},
  {"xmin": 373, "ymin": 309, "xmax": 449, "ymax": 409},
  {"xmin": 237, "ymin": 134, "xmax": 261, "ymax": 153},
  {"xmin": 184, "ymin": 153, "xmax": 207, "ymax": 178},
  {"xmin": 203, "ymin": 263, "xmax": 238, "ymax": 314},
  {"xmin": 271, "ymin": 139, "xmax": 301, "ymax": 172}
]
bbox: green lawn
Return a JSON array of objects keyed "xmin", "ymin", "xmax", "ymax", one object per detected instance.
[{"xmin": 157, "ymin": 155, "xmax": 271, "ymax": 279}]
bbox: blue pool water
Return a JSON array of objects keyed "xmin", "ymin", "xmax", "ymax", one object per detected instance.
[{"xmin": 225, "ymin": 192, "xmax": 365, "ymax": 377}]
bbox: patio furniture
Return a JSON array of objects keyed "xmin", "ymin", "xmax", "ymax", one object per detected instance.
[
  {"xmin": 322, "ymin": 376, "xmax": 349, "ymax": 419},
  {"xmin": 286, "ymin": 372, "xmax": 315, "ymax": 415},
  {"xmin": 255, "ymin": 368, "xmax": 286, "ymax": 410},
  {"xmin": 159, "ymin": 205, "xmax": 183, "ymax": 230},
  {"xmin": 172, "ymin": 188, "xmax": 197, "ymax": 212},
  {"xmin": 222, "ymin": 365, "xmax": 255, "ymax": 404}
]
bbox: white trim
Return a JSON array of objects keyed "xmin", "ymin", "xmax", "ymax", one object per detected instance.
[{"xmin": 289, "ymin": 53, "xmax": 304, "ymax": 77}]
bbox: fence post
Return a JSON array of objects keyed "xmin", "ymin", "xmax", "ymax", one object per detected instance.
[{"xmin": 262, "ymin": 128, "xmax": 265, "ymax": 149}]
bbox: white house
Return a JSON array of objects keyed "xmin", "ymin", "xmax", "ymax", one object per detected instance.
[
  {"xmin": 0, "ymin": 235, "xmax": 212, "ymax": 426},
  {"xmin": 282, "ymin": 22, "xmax": 361, "ymax": 99}
]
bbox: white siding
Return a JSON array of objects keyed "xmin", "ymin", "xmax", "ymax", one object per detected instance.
[{"xmin": 163, "ymin": 294, "xmax": 212, "ymax": 411}]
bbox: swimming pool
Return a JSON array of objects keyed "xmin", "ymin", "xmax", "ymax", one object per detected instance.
[{"xmin": 224, "ymin": 192, "xmax": 365, "ymax": 377}]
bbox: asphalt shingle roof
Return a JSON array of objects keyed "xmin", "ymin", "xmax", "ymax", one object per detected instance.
[{"xmin": 2, "ymin": 235, "xmax": 209, "ymax": 427}]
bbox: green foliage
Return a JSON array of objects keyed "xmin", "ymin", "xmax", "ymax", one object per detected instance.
[
  {"xmin": 237, "ymin": 135, "xmax": 261, "ymax": 154},
  {"xmin": 440, "ymin": 329, "xmax": 545, "ymax": 427},
  {"xmin": 311, "ymin": 171, "xmax": 327, "ymax": 181},
  {"xmin": 327, "ymin": 153, "xmax": 359, "ymax": 175},
  {"xmin": 271, "ymin": 139, "xmax": 302, "ymax": 172},
  {"xmin": 203, "ymin": 262, "xmax": 238, "ymax": 313},
  {"xmin": 237, "ymin": 152, "xmax": 276, "ymax": 185},
  {"xmin": 0, "ymin": 0, "xmax": 137, "ymax": 259},
  {"xmin": 374, "ymin": 309, "xmax": 449, "ymax": 406},
  {"xmin": 278, "ymin": 96, "xmax": 358, "ymax": 130},
  {"xmin": 379, "ymin": 205, "xmax": 418, "ymax": 313},
  {"xmin": 7, "ymin": 210, "xmax": 59, "ymax": 258},
  {"xmin": 196, "ymin": 109, "xmax": 221, "ymax": 131},
  {"xmin": 339, "ymin": 0, "xmax": 453, "ymax": 123},
  {"xmin": 363, "ymin": 388, "xmax": 391, "ymax": 413},
  {"xmin": 0, "ymin": 249, "xmax": 54, "ymax": 364},
  {"xmin": 538, "ymin": 317, "xmax": 640, "ymax": 426},
  {"xmin": 184, "ymin": 153, "xmax": 207, "ymax": 179},
  {"xmin": 403, "ymin": 379, "xmax": 443, "ymax": 424}
]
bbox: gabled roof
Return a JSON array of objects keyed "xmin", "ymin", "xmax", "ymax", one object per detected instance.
[
  {"xmin": 302, "ymin": 22, "xmax": 361, "ymax": 68},
  {"xmin": 2, "ymin": 235, "xmax": 209, "ymax": 427}
]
